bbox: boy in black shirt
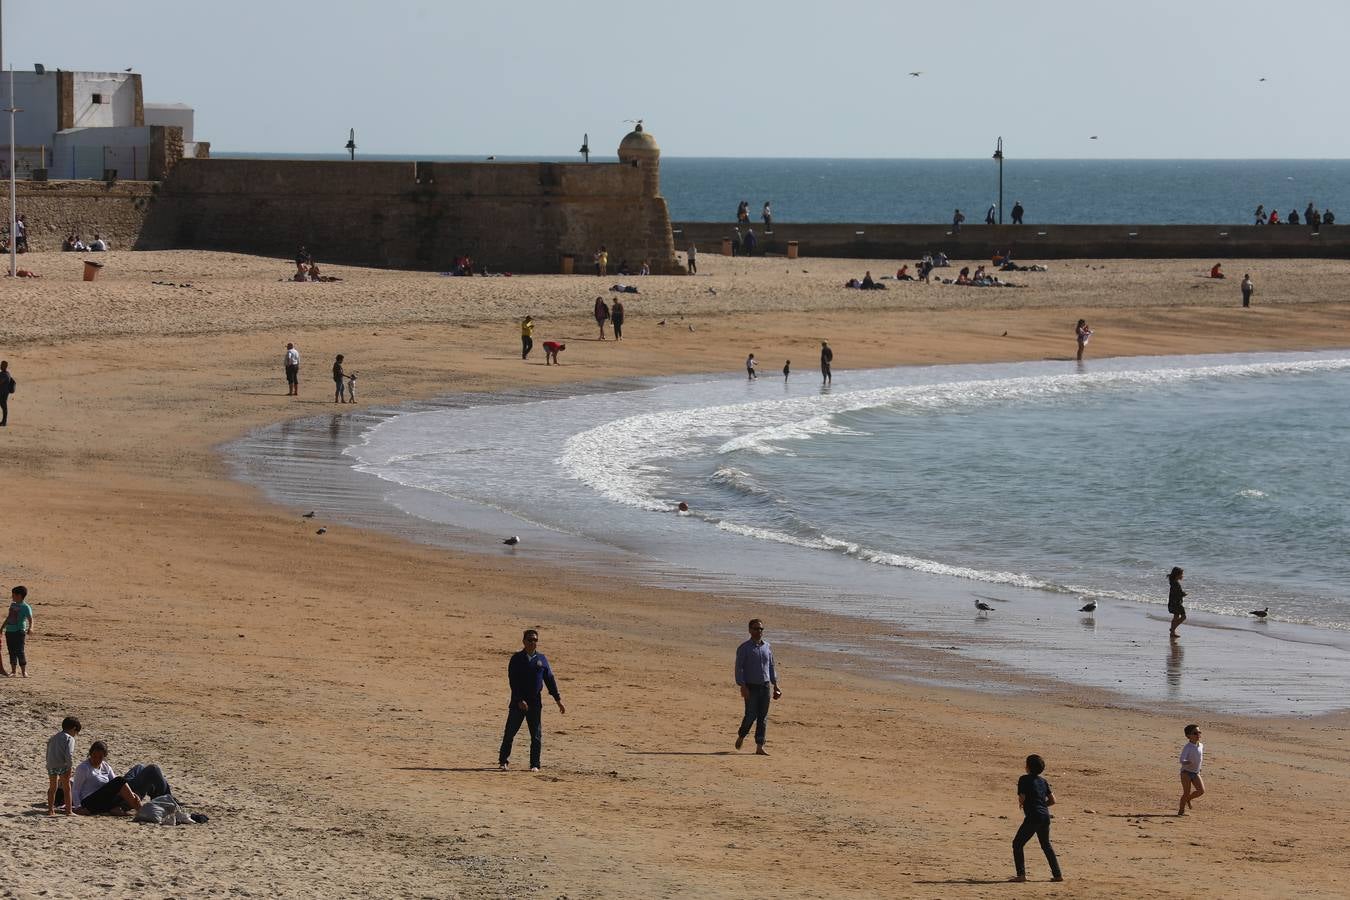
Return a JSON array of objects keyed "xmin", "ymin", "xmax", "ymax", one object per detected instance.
[{"xmin": 1012, "ymin": 753, "xmax": 1063, "ymax": 882}]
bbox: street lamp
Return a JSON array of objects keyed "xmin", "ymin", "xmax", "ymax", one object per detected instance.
[
  {"xmin": 992, "ymin": 136, "xmax": 1004, "ymax": 225},
  {"xmin": 578, "ymin": 133, "xmax": 590, "ymax": 163}
]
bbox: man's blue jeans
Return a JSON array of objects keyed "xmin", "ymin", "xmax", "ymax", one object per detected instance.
[
  {"xmin": 500, "ymin": 705, "xmax": 543, "ymax": 769},
  {"xmin": 738, "ymin": 684, "xmax": 771, "ymax": 746}
]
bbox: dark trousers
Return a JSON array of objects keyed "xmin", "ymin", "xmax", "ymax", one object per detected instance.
[
  {"xmin": 1013, "ymin": 814, "xmax": 1061, "ymax": 878},
  {"xmin": 80, "ymin": 776, "xmax": 131, "ymax": 814},
  {"xmin": 0, "ymin": 394, "xmax": 7, "ymax": 425},
  {"xmin": 4, "ymin": 630, "xmax": 25, "ymax": 668},
  {"xmin": 1242, "ymin": 289, "xmax": 1252, "ymax": 307},
  {"xmin": 499, "ymin": 704, "xmax": 543, "ymax": 768},
  {"xmin": 612, "ymin": 320, "xmax": 622, "ymax": 340},
  {"xmin": 123, "ymin": 763, "xmax": 171, "ymax": 800},
  {"xmin": 738, "ymin": 683, "xmax": 771, "ymax": 746},
  {"xmin": 522, "ymin": 335, "xmax": 533, "ymax": 359}
]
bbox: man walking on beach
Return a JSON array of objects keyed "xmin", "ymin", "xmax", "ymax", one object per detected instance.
[
  {"xmin": 499, "ymin": 629, "xmax": 565, "ymax": 772},
  {"xmin": 820, "ymin": 341, "xmax": 833, "ymax": 384},
  {"xmin": 735, "ymin": 619, "xmax": 781, "ymax": 754},
  {"xmin": 0, "ymin": 360, "xmax": 14, "ymax": 426},
  {"xmin": 284, "ymin": 343, "xmax": 300, "ymax": 396},
  {"xmin": 1240, "ymin": 274, "xmax": 1254, "ymax": 308}
]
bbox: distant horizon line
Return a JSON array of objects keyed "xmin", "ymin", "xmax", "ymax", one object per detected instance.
[{"xmin": 211, "ymin": 151, "xmax": 1350, "ymax": 163}]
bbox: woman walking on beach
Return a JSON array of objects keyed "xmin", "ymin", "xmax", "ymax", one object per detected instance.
[
  {"xmin": 1075, "ymin": 319, "xmax": 1093, "ymax": 362},
  {"xmin": 1167, "ymin": 566, "xmax": 1187, "ymax": 637},
  {"xmin": 593, "ymin": 297, "xmax": 610, "ymax": 340},
  {"xmin": 332, "ymin": 354, "xmax": 347, "ymax": 404},
  {"xmin": 611, "ymin": 299, "xmax": 624, "ymax": 341}
]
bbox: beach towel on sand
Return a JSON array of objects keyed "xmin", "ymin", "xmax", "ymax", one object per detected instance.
[{"xmin": 134, "ymin": 795, "xmax": 197, "ymax": 825}]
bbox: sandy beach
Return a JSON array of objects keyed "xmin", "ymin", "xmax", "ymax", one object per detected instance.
[{"xmin": 2, "ymin": 249, "xmax": 1350, "ymax": 899}]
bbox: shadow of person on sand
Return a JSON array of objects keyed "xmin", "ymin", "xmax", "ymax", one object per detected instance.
[
  {"xmin": 1107, "ymin": 813, "xmax": 1178, "ymax": 819},
  {"xmin": 914, "ymin": 877, "xmax": 1024, "ymax": 885},
  {"xmin": 393, "ymin": 766, "xmax": 503, "ymax": 773},
  {"xmin": 625, "ymin": 750, "xmax": 736, "ymax": 757}
]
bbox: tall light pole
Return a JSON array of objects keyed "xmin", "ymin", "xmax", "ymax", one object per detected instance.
[
  {"xmin": 6, "ymin": 67, "xmax": 17, "ymax": 277},
  {"xmin": 992, "ymin": 136, "xmax": 1004, "ymax": 225}
]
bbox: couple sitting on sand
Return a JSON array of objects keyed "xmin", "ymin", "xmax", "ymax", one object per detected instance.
[
  {"xmin": 292, "ymin": 261, "xmax": 341, "ymax": 283},
  {"xmin": 844, "ymin": 271, "xmax": 887, "ymax": 290}
]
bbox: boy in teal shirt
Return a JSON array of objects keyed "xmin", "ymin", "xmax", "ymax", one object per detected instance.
[{"xmin": 4, "ymin": 585, "xmax": 33, "ymax": 677}]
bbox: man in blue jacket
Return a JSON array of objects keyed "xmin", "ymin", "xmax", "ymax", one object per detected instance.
[
  {"xmin": 734, "ymin": 618, "xmax": 782, "ymax": 754},
  {"xmin": 499, "ymin": 629, "xmax": 565, "ymax": 771}
]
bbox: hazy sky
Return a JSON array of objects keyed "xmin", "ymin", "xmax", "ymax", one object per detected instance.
[{"xmin": 7, "ymin": 0, "xmax": 1346, "ymax": 158}]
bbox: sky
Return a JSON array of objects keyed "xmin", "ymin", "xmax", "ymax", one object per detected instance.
[{"xmin": 7, "ymin": 0, "xmax": 1348, "ymax": 159}]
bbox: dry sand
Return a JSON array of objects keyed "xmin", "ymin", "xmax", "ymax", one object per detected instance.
[{"xmin": 1, "ymin": 249, "xmax": 1349, "ymax": 898}]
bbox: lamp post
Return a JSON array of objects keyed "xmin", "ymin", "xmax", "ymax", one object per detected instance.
[
  {"xmin": 6, "ymin": 67, "xmax": 17, "ymax": 277},
  {"xmin": 578, "ymin": 133, "xmax": 590, "ymax": 163},
  {"xmin": 992, "ymin": 136, "xmax": 1004, "ymax": 225}
]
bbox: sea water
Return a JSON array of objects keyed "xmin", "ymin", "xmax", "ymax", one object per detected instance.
[
  {"xmin": 220, "ymin": 153, "xmax": 1350, "ymax": 225},
  {"xmin": 229, "ymin": 351, "xmax": 1350, "ymax": 714},
  {"xmin": 346, "ymin": 351, "xmax": 1350, "ymax": 633}
]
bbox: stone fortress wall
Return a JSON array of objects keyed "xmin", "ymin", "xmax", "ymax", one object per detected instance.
[{"xmin": 14, "ymin": 126, "xmax": 682, "ymax": 274}]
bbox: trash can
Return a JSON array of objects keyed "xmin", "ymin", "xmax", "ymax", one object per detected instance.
[
  {"xmin": 787, "ymin": 241, "xmax": 799, "ymax": 259},
  {"xmin": 721, "ymin": 238, "xmax": 733, "ymax": 256},
  {"xmin": 82, "ymin": 260, "xmax": 104, "ymax": 282},
  {"xmin": 561, "ymin": 254, "xmax": 574, "ymax": 275}
]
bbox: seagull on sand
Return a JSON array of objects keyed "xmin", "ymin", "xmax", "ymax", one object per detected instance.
[
  {"xmin": 1250, "ymin": 607, "xmax": 1269, "ymax": 619},
  {"xmin": 302, "ymin": 511, "xmax": 316, "ymax": 518},
  {"xmin": 974, "ymin": 599, "xmax": 995, "ymax": 617},
  {"xmin": 502, "ymin": 536, "xmax": 520, "ymax": 546},
  {"xmin": 316, "ymin": 527, "xmax": 327, "ymax": 535}
]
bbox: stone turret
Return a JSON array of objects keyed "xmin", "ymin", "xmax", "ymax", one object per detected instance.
[{"xmin": 617, "ymin": 121, "xmax": 661, "ymax": 198}]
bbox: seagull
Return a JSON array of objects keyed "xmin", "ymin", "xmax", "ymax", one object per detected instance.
[
  {"xmin": 502, "ymin": 536, "xmax": 520, "ymax": 546},
  {"xmin": 908, "ymin": 71, "xmax": 923, "ymax": 77},
  {"xmin": 974, "ymin": 599, "xmax": 995, "ymax": 617},
  {"xmin": 301, "ymin": 511, "xmax": 316, "ymax": 518},
  {"xmin": 486, "ymin": 155, "xmax": 496, "ymax": 160},
  {"xmin": 657, "ymin": 320, "xmax": 667, "ymax": 326},
  {"xmin": 316, "ymin": 527, "xmax": 327, "ymax": 535},
  {"xmin": 1089, "ymin": 135, "xmax": 1099, "ymax": 140},
  {"xmin": 124, "ymin": 67, "xmax": 133, "ymax": 72},
  {"xmin": 1079, "ymin": 599, "xmax": 1098, "ymax": 617},
  {"xmin": 1249, "ymin": 607, "xmax": 1269, "ymax": 619},
  {"xmin": 1259, "ymin": 77, "xmax": 1267, "ymax": 82},
  {"xmin": 688, "ymin": 324, "xmax": 695, "ymax": 332}
]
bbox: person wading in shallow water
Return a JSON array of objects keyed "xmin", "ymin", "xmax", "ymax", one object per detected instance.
[{"xmin": 1167, "ymin": 566, "xmax": 1187, "ymax": 638}]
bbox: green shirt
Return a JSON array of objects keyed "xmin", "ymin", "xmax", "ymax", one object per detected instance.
[{"xmin": 3, "ymin": 601, "xmax": 32, "ymax": 633}]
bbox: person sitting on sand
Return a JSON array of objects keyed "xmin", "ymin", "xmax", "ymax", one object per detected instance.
[
  {"xmin": 293, "ymin": 262, "xmax": 310, "ymax": 282},
  {"xmin": 861, "ymin": 271, "xmax": 876, "ymax": 290},
  {"xmin": 934, "ymin": 251, "xmax": 950, "ymax": 268},
  {"xmin": 896, "ymin": 264, "xmax": 912, "ymax": 280},
  {"xmin": 8, "ymin": 267, "xmax": 41, "ymax": 278},
  {"xmin": 72, "ymin": 742, "xmax": 143, "ymax": 815},
  {"xmin": 89, "ymin": 234, "xmax": 108, "ymax": 251},
  {"xmin": 1209, "ymin": 263, "xmax": 1225, "ymax": 279},
  {"xmin": 956, "ymin": 267, "xmax": 971, "ymax": 286}
]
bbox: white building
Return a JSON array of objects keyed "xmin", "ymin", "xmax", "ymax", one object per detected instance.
[{"xmin": 2, "ymin": 68, "xmax": 207, "ymax": 180}]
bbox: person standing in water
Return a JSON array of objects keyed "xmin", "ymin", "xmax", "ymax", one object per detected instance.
[
  {"xmin": 783, "ymin": 360, "xmax": 790, "ymax": 381},
  {"xmin": 820, "ymin": 342, "xmax": 833, "ymax": 383},
  {"xmin": 1167, "ymin": 567, "xmax": 1187, "ymax": 638},
  {"xmin": 1075, "ymin": 319, "xmax": 1093, "ymax": 362}
]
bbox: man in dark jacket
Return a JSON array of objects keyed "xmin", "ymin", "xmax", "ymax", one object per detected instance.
[
  {"xmin": 0, "ymin": 360, "xmax": 14, "ymax": 426},
  {"xmin": 498, "ymin": 629, "xmax": 565, "ymax": 771}
]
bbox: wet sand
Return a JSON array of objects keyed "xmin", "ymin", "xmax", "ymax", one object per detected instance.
[{"xmin": 2, "ymin": 250, "xmax": 1350, "ymax": 898}]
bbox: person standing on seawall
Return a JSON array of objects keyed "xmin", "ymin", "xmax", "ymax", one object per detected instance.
[
  {"xmin": 1011, "ymin": 201, "xmax": 1025, "ymax": 225},
  {"xmin": 499, "ymin": 629, "xmax": 565, "ymax": 772},
  {"xmin": 0, "ymin": 359, "xmax": 14, "ymax": 426},
  {"xmin": 521, "ymin": 316, "xmax": 534, "ymax": 360},
  {"xmin": 734, "ymin": 619, "xmax": 781, "ymax": 755},
  {"xmin": 820, "ymin": 341, "xmax": 833, "ymax": 383},
  {"xmin": 952, "ymin": 208, "xmax": 965, "ymax": 234},
  {"xmin": 1240, "ymin": 274, "xmax": 1254, "ymax": 308},
  {"xmin": 1167, "ymin": 566, "xmax": 1187, "ymax": 638},
  {"xmin": 985, "ymin": 204, "xmax": 997, "ymax": 225},
  {"xmin": 762, "ymin": 201, "xmax": 773, "ymax": 232}
]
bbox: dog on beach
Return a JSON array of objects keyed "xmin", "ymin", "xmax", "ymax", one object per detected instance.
[{"xmin": 543, "ymin": 341, "xmax": 566, "ymax": 365}]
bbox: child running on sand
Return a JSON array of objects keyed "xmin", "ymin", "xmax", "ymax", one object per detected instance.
[
  {"xmin": 1011, "ymin": 754, "xmax": 1063, "ymax": 883},
  {"xmin": 1178, "ymin": 724, "xmax": 1205, "ymax": 815},
  {"xmin": 46, "ymin": 716, "xmax": 81, "ymax": 815},
  {"xmin": 746, "ymin": 354, "xmax": 758, "ymax": 380}
]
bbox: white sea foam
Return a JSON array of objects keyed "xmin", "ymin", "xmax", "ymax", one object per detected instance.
[{"xmin": 561, "ymin": 356, "xmax": 1350, "ymax": 512}]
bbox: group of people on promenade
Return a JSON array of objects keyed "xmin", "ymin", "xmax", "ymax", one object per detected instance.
[
  {"xmin": 1253, "ymin": 203, "xmax": 1334, "ymax": 227},
  {"xmin": 735, "ymin": 200, "xmax": 773, "ymax": 232},
  {"xmin": 279, "ymin": 343, "xmax": 356, "ymax": 402}
]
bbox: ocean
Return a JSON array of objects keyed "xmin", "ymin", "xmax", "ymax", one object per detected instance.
[
  {"xmin": 219, "ymin": 152, "xmax": 1350, "ymax": 225},
  {"xmin": 229, "ymin": 351, "xmax": 1350, "ymax": 716}
]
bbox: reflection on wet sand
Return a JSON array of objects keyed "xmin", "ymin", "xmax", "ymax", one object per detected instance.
[{"xmin": 1167, "ymin": 639, "xmax": 1185, "ymax": 697}]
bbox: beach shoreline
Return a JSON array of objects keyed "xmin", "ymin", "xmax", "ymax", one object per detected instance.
[{"xmin": 2, "ymin": 251, "xmax": 1350, "ymax": 897}]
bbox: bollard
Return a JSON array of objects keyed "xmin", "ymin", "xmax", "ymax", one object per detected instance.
[
  {"xmin": 787, "ymin": 241, "xmax": 799, "ymax": 259},
  {"xmin": 721, "ymin": 238, "xmax": 733, "ymax": 256},
  {"xmin": 82, "ymin": 260, "xmax": 105, "ymax": 282},
  {"xmin": 561, "ymin": 254, "xmax": 574, "ymax": 275}
]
